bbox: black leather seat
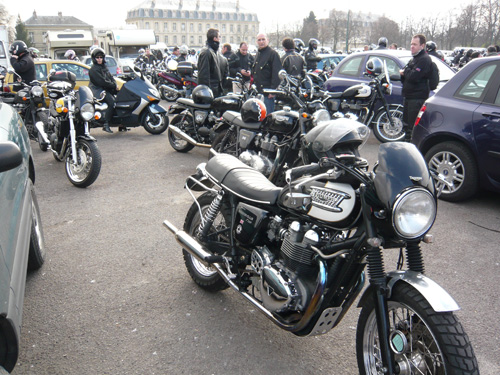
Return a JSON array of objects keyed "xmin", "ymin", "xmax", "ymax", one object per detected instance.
[
  {"xmin": 222, "ymin": 111, "xmax": 261, "ymax": 130},
  {"xmin": 206, "ymin": 154, "xmax": 282, "ymax": 204},
  {"xmin": 177, "ymin": 98, "xmax": 212, "ymax": 109}
]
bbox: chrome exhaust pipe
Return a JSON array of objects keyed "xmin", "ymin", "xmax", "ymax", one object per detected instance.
[
  {"xmin": 160, "ymin": 84, "xmax": 181, "ymax": 96},
  {"xmin": 35, "ymin": 121, "xmax": 51, "ymax": 146},
  {"xmin": 167, "ymin": 125, "xmax": 211, "ymax": 148}
]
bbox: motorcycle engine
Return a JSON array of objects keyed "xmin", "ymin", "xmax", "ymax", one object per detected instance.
[
  {"xmin": 238, "ymin": 129, "xmax": 278, "ymax": 177},
  {"xmin": 251, "ymin": 220, "xmax": 318, "ymax": 314}
]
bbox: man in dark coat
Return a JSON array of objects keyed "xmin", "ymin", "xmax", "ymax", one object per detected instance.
[
  {"xmin": 252, "ymin": 33, "xmax": 282, "ymax": 113},
  {"xmin": 221, "ymin": 43, "xmax": 237, "ymax": 92},
  {"xmin": 400, "ymin": 34, "xmax": 432, "ymax": 142},
  {"xmin": 280, "ymin": 37, "xmax": 305, "ymax": 78},
  {"xmin": 197, "ymin": 28, "xmax": 224, "ymax": 97},
  {"xmin": 304, "ymin": 38, "xmax": 322, "ymax": 71},
  {"xmin": 9, "ymin": 40, "xmax": 36, "ymax": 83},
  {"xmin": 89, "ymin": 48, "xmax": 118, "ymax": 133},
  {"xmin": 229, "ymin": 42, "xmax": 254, "ymax": 93}
]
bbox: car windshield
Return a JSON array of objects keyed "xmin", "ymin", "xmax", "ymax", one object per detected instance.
[{"xmin": 399, "ymin": 56, "xmax": 455, "ymax": 82}]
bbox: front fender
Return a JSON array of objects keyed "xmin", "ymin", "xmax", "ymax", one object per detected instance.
[
  {"xmin": 77, "ymin": 134, "xmax": 97, "ymax": 142},
  {"xmin": 357, "ymin": 270, "xmax": 460, "ymax": 312},
  {"xmin": 148, "ymin": 103, "xmax": 167, "ymax": 114}
]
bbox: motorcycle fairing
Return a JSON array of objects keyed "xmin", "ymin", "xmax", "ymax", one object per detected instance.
[{"xmin": 205, "ymin": 154, "xmax": 282, "ymax": 205}]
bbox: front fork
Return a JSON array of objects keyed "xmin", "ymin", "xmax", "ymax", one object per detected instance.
[
  {"xmin": 68, "ymin": 100, "xmax": 79, "ymax": 165},
  {"xmin": 360, "ymin": 185, "xmax": 395, "ymax": 374}
]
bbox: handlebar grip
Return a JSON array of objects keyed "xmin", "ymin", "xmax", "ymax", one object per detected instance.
[{"xmin": 287, "ymin": 163, "xmax": 321, "ymax": 181}]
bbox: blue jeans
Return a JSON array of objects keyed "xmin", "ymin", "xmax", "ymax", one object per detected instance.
[{"xmin": 263, "ymin": 95, "xmax": 275, "ymax": 114}]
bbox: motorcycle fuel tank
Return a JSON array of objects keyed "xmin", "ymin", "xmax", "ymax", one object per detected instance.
[
  {"xmin": 212, "ymin": 95, "xmax": 241, "ymax": 113},
  {"xmin": 263, "ymin": 110, "xmax": 299, "ymax": 135}
]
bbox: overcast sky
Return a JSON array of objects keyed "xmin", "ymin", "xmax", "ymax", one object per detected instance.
[{"xmin": 3, "ymin": 0, "xmax": 470, "ymax": 35}]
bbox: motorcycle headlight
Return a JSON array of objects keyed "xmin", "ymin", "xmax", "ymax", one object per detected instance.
[
  {"xmin": 148, "ymin": 88, "xmax": 159, "ymax": 98},
  {"xmin": 80, "ymin": 103, "xmax": 95, "ymax": 121},
  {"xmin": 312, "ymin": 109, "xmax": 331, "ymax": 126},
  {"xmin": 31, "ymin": 86, "xmax": 44, "ymax": 97},
  {"xmin": 392, "ymin": 188, "xmax": 436, "ymax": 239}
]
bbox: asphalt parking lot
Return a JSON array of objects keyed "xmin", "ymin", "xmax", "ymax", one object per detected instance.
[{"xmin": 12, "ymin": 126, "xmax": 500, "ymax": 374}]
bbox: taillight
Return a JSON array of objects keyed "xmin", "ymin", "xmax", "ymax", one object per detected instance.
[
  {"xmin": 3, "ymin": 86, "xmax": 11, "ymax": 92},
  {"xmin": 415, "ymin": 104, "xmax": 427, "ymax": 126},
  {"xmin": 116, "ymin": 67, "xmax": 122, "ymax": 75}
]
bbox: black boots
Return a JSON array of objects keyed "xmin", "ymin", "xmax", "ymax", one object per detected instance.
[{"xmin": 103, "ymin": 123, "xmax": 113, "ymax": 133}]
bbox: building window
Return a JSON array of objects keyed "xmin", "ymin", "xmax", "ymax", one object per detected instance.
[
  {"xmin": 230, "ymin": 24, "xmax": 233, "ymax": 32},
  {"xmin": 145, "ymin": 22, "xmax": 150, "ymax": 29},
  {"xmin": 230, "ymin": 36, "xmax": 234, "ymax": 44},
  {"xmin": 190, "ymin": 36, "xmax": 194, "ymax": 44},
  {"xmin": 206, "ymin": 24, "xmax": 210, "ymax": 30},
  {"xmin": 190, "ymin": 23, "xmax": 194, "ymax": 32},
  {"xmin": 165, "ymin": 35, "xmax": 169, "ymax": 44},
  {"xmin": 181, "ymin": 23, "xmax": 185, "ymax": 31},
  {"xmin": 237, "ymin": 25, "xmax": 241, "ymax": 32},
  {"xmin": 173, "ymin": 23, "xmax": 177, "ymax": 31},
  {"xmin": 164, "ymin": 22, "xmax": 168, "ymax": 31},
  {"xmin": 156, "ymin": 35, "xmax": 159, "ymax": 42},
  {"xmin": 155, "ymin": 22, "xmax": 159, "ymax": 31},
  {"xmin": 182, "ymin": 35, "xmax": 186, "ymax": 43},
  {"xmin": 199, "ymin": 36, "xmax": 202, "ymax": 44},
  {"xmin": 244, "ymin": 25, "xmax": 248, "ymax": 32},
  {"xmin": 214, "ymin": 24, "xmax": 218, "ymax": 29},
  {"xmin": 29, "ymin": 32, "xmax": 34, "ymax": 43},
  {"xmin": 222, "ymin": 24, "xmax": 226, "ymax": 32},
  {"xmin": 174, "ymin": 35, "xmax": 177, "ymax": 44},
  {"xmin": 198, "ymin": 23, "xmax": 202, "ymax": 32}
]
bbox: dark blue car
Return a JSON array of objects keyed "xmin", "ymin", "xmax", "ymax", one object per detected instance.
[{"xmin": 412, "ymin": 55, "xmax": 500, "ymax": 201}]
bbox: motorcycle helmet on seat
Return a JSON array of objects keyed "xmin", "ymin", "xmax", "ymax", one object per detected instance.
[
  {"xmin": 192, "ymin": 85, "xmax": 214, "ymax": 105},
  {"xmin": 91, "ymin": 47, "xmax": 106, "ymax": 64},
  {"xmin": 240, "ymin": 98, "xmax": 267, "ymax": 122},
  {"xmin": 366, "ymin": 57, "xmax": 383, "ymax": 76},
  {"xmin": 9, "ymin": 40, "xmax": 28, "ymax": 56}
]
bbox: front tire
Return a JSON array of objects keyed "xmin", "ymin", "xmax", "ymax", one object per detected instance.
[
  {"xmin": 182, "ymin": 192, "xmax": 229, "ymax": 292},
  {"xmin": 167, "ymin": 114, "xmax": 195, "ymax": 152},
  {"xmin": 65, "ymin": 139, "xmax": 102, "ymax": 188},
  {"xmin": 372, "ymin": 106, "xmax": 405, "ymax": 142},
  {"xmin": 356, "ymin": 283, "xmax": 478, "ymax": 375},
  {"xmin": 142, "ymin": 109, "xmax": 169, "ymax": 134},
  {"xmin": 425, "ymin": 141, "xmax": 478, "ymax": 202},
  {"xmin": 28, "ymin": 181, "xmax": 46, "ymax": 271}
]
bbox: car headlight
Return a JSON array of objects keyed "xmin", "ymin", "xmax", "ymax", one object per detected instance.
[
  {"xmin": 80, "ymin": 103, "xmax": 95, "ymax": 121},
  {"xmin": 392, "ymin": 188, "xmax": 436, "ymax": 239},
  {"xmin": 312, "ymin": 109, "xmax": 330, "ymax": 126},
  {"xmin": 31, "ymin": 86, "xmax": 44, "ymax": 97}
]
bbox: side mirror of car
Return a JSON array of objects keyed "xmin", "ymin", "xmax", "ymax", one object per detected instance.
[{"xmin": 0, "ymin": 141, "xmax": 23, "ymax": 173}]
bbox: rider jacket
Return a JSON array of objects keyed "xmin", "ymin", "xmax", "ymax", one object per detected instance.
[
  {"xmin": 281, "ymin": 50, "xmax": 305, "ymax": 78},
  {"xmin": 198, "ymin": 40, "xmax": 224, "ymax": 97},
  {"xmin": 401, "ymin": 48, "xmax": 432, "ymax": 100},
  {"xmin": 304, "ymin": 47, "xmax": 321, "ymax": 71},
  {"xmin": 229, "ymin": 51, "xmax": 254, "ymax": 82},
  {"xmin": 89, "ymin": 63, "xmax": 117, "ymax": 97},
  {"xmin": 10, "ymin": 52, "xmax": 36, "ymax": 83},
  {"xmin": 252, "ymin": 46, "xmax": 282, "ymax": 93}
]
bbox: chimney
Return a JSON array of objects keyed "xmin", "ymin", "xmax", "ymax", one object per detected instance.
[{"xmin": 213, "ymin": 0, "xmax": 216, "ymax": 11}]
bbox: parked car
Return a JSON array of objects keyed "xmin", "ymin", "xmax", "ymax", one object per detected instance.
[
  {"xmin": 0, "ymin": 102, "xmax": 46, "ymax": 373},
  {"xmin": 316, "ymin": 53, "xmax": 346, "ymax": 71},
  {"xmin": 80, "ymin": 55, "xmax": 122, "ymax": 76},
  {"xmin": 412, "ymin": 55, "xmax": 500, "ymax": 201},
  {"xmin": 324, "ymin": 50, "xmax": 455, "ymax": 106}
]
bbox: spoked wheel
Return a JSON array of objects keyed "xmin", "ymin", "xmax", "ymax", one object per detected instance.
[
  {"xmin": 182, "ymin": 192, "xmax": 229, "ymax": 292},
  {"xmin": 356, "ymin": 283, "xmax": 478, "ymax": 375},
  {"xmin": 167, "ymin": 114, "xmax": 195, "ymax": 152},
  {"xmin": 65, "ymin": 139, "xmax": 102, "ymax": 188},
  {"xmin": 160, "ymin": 84, "xmax": 181, "ymax": 101},
  {"xmin": 210, "ymin": 129, "xmax": 237, "ymax": 159},
  {"xmin": 372, "ymin": 106, "xmax": 405, "ymax": 143},
  {"xmin": 142, "ymin": 109, "xmax": 169, "ymax": 134}
]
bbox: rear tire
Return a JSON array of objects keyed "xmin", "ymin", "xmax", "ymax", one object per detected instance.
[
  {"xmin": 28, "ymin": 181, "xmax": 46, "ymax": 271},
  {"xmin": 182, "ymin": 193, "xmax": 229, "ymax": 292},
  {"xmin": 356, "ymin": 283, "xmax": 478, "ymax": 375},
  {"xmin": 372, "ymin": 106, "xmax": 405, "ymax": 143},
  {"xmin": 65, "ymin": 139, "xmax": 102, "ymax": 188},
  {"xmin": 167, "ymin": 114, "xmax": 195, "ymax": 152}
]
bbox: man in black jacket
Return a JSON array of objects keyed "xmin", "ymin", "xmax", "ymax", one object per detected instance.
[
  {"xmin": 229, "ymin": 42, "xmax": 254, "ymax": 93},
  {"xmin": 304, "ymin": 38, "xmax": 322, "ymax": 71},
  {"xmin": 89, "ymin": 48, "xmax": 118, "ymax": 133},
  {"xmin": 281, "ymin": 37, "xmax": 305, "ymax": 78},
  {"xmin": 400, "ymin": 34, "xmax": 432, "ymax": 142},
  {"xmin": 9, "ymin": 40, "xmax": 36, "ymax": 83},
  {"xmin": 252, "ymin": 33, "xmax": 282, "ymax": 113},
  {"xmin": 198, "ymin": 28, "xmax": 224, "ymax": 97}
]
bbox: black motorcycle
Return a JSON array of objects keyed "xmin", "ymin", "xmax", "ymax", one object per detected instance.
[
  {"xmin": 163, "ymin": 120, "xmax": 478, "ymax": 374},
  {"xmin": 210, "ymin": 69, "xmax": 331, "ymax": 186},
  {"xmin": 323, "ymin": 58, "xmax": 405, "ymax": 143},
  {"xmin": 5, "ymin": 69, "xmax": 49, "ymax": 151},
  {"xmin": 167, "ymin": 81, "xmax": 259, "ymax": 153},
  {"xmin": 37, "ymin": 71, "xmax": 102, "ymax": 188}
]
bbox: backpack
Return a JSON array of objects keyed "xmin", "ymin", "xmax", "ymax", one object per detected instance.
[{"xmin": 428, "ymin": 61, "xmax": 440, "ymax": 91}]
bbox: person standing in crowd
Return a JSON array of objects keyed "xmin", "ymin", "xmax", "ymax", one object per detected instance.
[
  {"xmin": 486, "ymin": 45, "xmax": 498, "ymax": 57},
  {"xmin": 177, "ymin": 45, "xmax": 189, "ymax": 62},
  {"xmin": 137, "ymin": 48, "xmax": 157, "ymax": 65},
  {"xmin": 198, "ymin": 28, "xmax": 224, "ymax": 97},
  {"xmin": 187, "ymin": 49, "xmax": 198, "ymax": 65},
  {"xmin": 222, "ymin": 43, "xmax": 237, "ymax": 93},
  {"xmin": 89, "ymin": 48, "xmax": 118, "ymax": 134},
  {"xmin": 376, "ymin": 37, "xmax": 388, "ymax": 50},
  {"xmin": 229, "ymin": 42, "xmax": 254, "ymax": 93},
  {"xmin": 64, "ymin": 49, "xmax": 79, "ymax": 61},
  {"xmin": 304, "ymin": 38, "xmax": 321, "ymax": 71},
  {"xmin": 252, "ymin": 33, "xmax": 282, "ymax": 113},
  {"xmin": 280, "ymin": 37, "xmax": 305, "ymax": 78},
  {"xmin": 426, "ymin": 41, "xmax": 440, "ymax": 59},
  {"xmin": 400, "ymin": 34, "xmax": 432, "ymax": 142},
  {"xmin": 389, "ymin": 43, "xmax": 398, "ymax": 50},
  {"xmin": 9, "ymin": 40, "xmax": 35, "ymax": 83}
]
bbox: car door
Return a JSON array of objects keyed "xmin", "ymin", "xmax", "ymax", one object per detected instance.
[
  {"xmin": 470, "ymin": 61, "xmax": 500, "ymax": 186},
  {"xmin": 325, "ymin": 54, "xmax": 366, "ymax": 92}
]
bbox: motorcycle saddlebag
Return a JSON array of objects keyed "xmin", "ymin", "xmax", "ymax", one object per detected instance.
[
  {"xmin": 48, "ymin": 71, "xmax": 77, "ymax": 88},
  {"xmin": 177, "ymin": 62, "xmax": 194, "ymax": 77}
]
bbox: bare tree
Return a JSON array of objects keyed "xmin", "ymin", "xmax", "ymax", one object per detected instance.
[{"xmin": 480, "ymin": 0, "xmax": 500, "ymax": 45}]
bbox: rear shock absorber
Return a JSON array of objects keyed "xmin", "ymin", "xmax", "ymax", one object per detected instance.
[{"xmin": 198, "ymin": 192, "xmax": 224, "ymax": 241}]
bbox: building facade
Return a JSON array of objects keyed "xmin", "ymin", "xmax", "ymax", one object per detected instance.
[
  {"xmin": 23, "ymin": 11, "xmax": 93, "ymax": 55},
  {"xmin": 126, "ymin": 0, "xmax": 259, "ymax": 48}
]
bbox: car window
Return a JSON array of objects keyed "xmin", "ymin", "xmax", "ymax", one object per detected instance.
[
  {"xmin": 35, "ymin": 64, "xmax": 48, "ymax": 80},
  {"xmin": 455, "ymin": 63, "xmax": 497, "ymax": 102},
  {"xmin": 52, "ymin": 63, "xmax": 89, "ymax": 81},
  {"xmin": 338, "ymin": 56, "xmax": 364, "ymax": 77},
  {"xmin": 370, "ymin": 55, "xmax": 400, "ymax": 76},
  {"xmin": 495, "ymin": 88, "xmax": 500, "ymax": 106}
]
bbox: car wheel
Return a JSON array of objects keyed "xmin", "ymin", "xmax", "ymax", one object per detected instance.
[
  {"xmin": 28, "ymin": 180, "xmax": 46, "ymax": 271},
  {"xmin": 425, "ymin": 141, "xmax": 478, "ymax": 202}
]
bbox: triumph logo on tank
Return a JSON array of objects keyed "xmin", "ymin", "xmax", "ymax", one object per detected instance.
[{"xmin": 310, "ymin": 186, "xmax": 351, "ymax": 212}]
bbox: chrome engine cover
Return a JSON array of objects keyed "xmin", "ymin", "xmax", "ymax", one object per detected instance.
[
  {"xmin": 239, "ymin": 150, "xmax": 273, "ymax": 176},
  {"xmin": 260, "ymin": 264, "xmax": 298, "ymax": 313}
]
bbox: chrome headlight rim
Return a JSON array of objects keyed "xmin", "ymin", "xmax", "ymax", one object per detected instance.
[
  {"xmin": 392, "ymin": 187, "xmax": 437, "ymax": 240},
  {"xmin": 80, "ymin": 103, "xmax": 95, "ymax": 121},
  {"xmin": 312, "ymin": 109, "xmax": 331, "ymax": 126},
  {"xmin": 31, "ymin": 86, "xmax": 44, "ymax": 97}
]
